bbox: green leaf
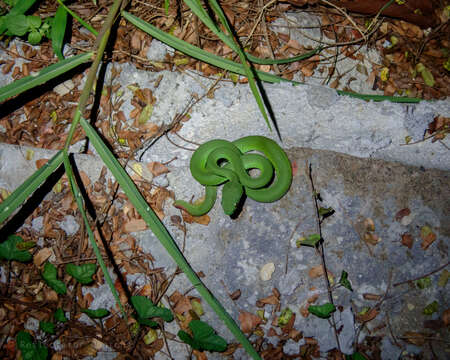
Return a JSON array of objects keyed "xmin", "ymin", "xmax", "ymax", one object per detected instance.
[
  {"xmin": 15, "ymin": 240, "xmax": 36, "ymax": 251},
  {"xmin": 39, "ymin": 320, "xmax": 55, "ymax": 334},
  {"xmin": 345, "ymin": 352, "xmax": 367, "ymax": 360},
  {"xmin": 0, "ymin": 52, "xmax": 93, "ymax": 103},
  {"xmin": 308, "ymin": 303, "xmax": 336, "ymax": 319},
  {"xmin": 65, "ymin": 263, "xmax": 96, "ymax": 284},
  {"xmin": 339, "ymin": 270, "xmax": 353, "ymax": 291},
  {"xmin": 42, "ymin": 262, "xmax": 67, "ymax": 294},
  {"xmin": 81, "ymin": 308, "xmax": 110, "ymax": 319},
  {"xmin": 423, "ymin": 300, "xmax": 438, "ymax": 315},
  {"xmin": 27, "ymin": 30, "xmax": 42, "ymax": 44},
  {"xmin": 297, "ymin": 233, "xmax": 321, "ymax": 247},
  {"xmin": 51, "ymin": 5, "xmax": 68, "ymax": 60},
  {"xmin": 318, "ymin": 207, "xmax": 335, "ymax": 218},
  {"xmin": 164, "ymin": 0, "xmax": 169, "ymax": 15},
  {"xmin": 26, "ymin": 15, "xmax": 41, "ymax": 29},
  {"xmin": 131, "ymin": 295, "xmax": 174, "ymax": 322},
  {"xmin": 0, "ymin": 235, "xmax": 32, "ymax": 261},
  {"xmin": 178, "ymin": 320, "xmax": 227, "ymax": 352},
  {"xmin": 16, "ymin": 330, "xmax": 48, "ymax": 360},
  {"xmin": 54, "ymin": 308, "xmax": 67, "ymax": 323},
  {"xmin": 5, "ymin": 14, "xmax": 28, "ymax": 36},
  {"xmin": 278, "ymin": 308, "xmax": 293, "ymax": 326},
  {"xmin": 416, "ymin": 277, "xmax": 432, "ymax": 289}
]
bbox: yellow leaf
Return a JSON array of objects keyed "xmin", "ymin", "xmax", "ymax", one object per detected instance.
[{"xmin": 380, "ymin": 67, "xmax": 389, "ymax": 81}]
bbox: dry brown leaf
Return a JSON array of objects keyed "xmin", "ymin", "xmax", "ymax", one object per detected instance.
[
  {"xmin": 258, "ymin": 294, "xmax": 279, "ymax": 305},
  {"xmin": 401, "ymin": 233, "xmax": 413, "ymax": 249},
  {"xmin": 147, "ymin": 161, "xmax": 169, "ymax": 177},
  {"xmin": 356, "ymin": 307, "xmax": 379, "ymax": 323},
  {"xmin": 402, "ymin": 331, "xmax": 426, "ymax": 346},
  {"xmin": 395, "ymin": 208, "xmax": 411, "ymax": 221},
  {"xmin": 420, "ymin": 225, "xmax": 436, "ymax": 250},
  {"xmin": 229, "ymin": 289, "xmax": 241, "ymax": 300},
  {"xmin": 181, "ymin": 211, "xmax": 210, "ymax": 225},
  {"xmin": 33, "ymin": 248, "xmax": 53, "ymax": 267},
  {"xmin": 238, "ymin": 311, "xmax": 262, "ymax": 333},
  {"xmin": 35, "ymin": 158, "xmax": 49, "ymax": 169},
  {"xmin": 174, "ymin": 296, "xmax": 192, "ymax": 315},
  {"xmin": 193, "ymin": 349, "xmax": 208, "ymax": 360},
  {"xmin": 442, "ymin": 308, "xmax": 450, "ymax": 326},
  {"xmin": 123, "ymin": 219, "xmax": 147, "ymax": 233},
  {"xmin": 364, "ymin": 232, "xmax": 380, "ymax": 245}
]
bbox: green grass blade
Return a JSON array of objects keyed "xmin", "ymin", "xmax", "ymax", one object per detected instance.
[
  {"xmin": 56, "ymin": 0, "xmax": 98, "ymax": 36},
  {"xmin": 0, "ymin": 150, "xmax": 64, "ymax": 224},
  {"xmin": 122, "ymin": 12, "xmax": 420, "ymax": 104},
  {"xmin": 185, "ymin": 0, "xmax": 271, "ymax": 130},
  {"xmin": 78, "ymin": 115, "xmax": 261, "ymax": 360},
  {"xmin": 0, "ymin": 52, "xmax": 93, "ymax": 103},
  {"xmin": 51, "ymin": 5, "xmax": 68, "ymax": 60},
  {"xmin": 62, "ymin": 150, "xmax": 127, "ymax": 319}
]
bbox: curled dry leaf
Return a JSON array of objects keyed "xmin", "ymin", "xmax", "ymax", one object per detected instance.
[
  {"xmin": 229, "ymin": 289, "xmax": 241, "ymax": 300},
  {"xmin": 402, "ymin": 331, "xmax": 427, "ymax": 346},
  {"xmin": 181, "ymin": 211, "xmax": 210, "ymax": 225},
  {"xmin": 356, "ymin": 307, "xmax": 379, "ymax": 323},
  {"xmin": 33, "ymin": 247, "xmax": 53, "ymax": 267},
  {"xmin": 395, "ymin": 208, "xmax": 411, "ymax": 221},
  {"xmin": 364, "ymin": 218, "xmax": 375, "ymax": 232},
  {"xmin": 238, "ymin": 311, "xmax": 262, "ymax": 333},
  {"xmin": 258, "ymin": 294, "xmax": 279, "ymax": 306},
  {"xmin": 147, "ymin": 161, "xmax": 169, "ymax": 177}
]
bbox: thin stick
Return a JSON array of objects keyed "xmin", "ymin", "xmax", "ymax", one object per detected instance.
[{"xmin": 393, "ymin": 261, "xmax": 449, "ymax": 287}]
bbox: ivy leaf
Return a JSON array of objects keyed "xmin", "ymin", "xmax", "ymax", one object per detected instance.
[
  {"xmin": 65, "ymin": 263, "xmax": 96, "ymax": 284},
  {"xmin": 0, "ymin": 235, "xmax": 32, "ymax": 262},
  {"xmin": 39, "ymin": 320, "xmax": 55, "ymax": 334},
  {"xmin": 42, "ymin": 262, "xmax": 66, "ymax": 294},
  {"xmin": 296, "ymin": 233, "xmax": 321, "ymax": 247},
  {"xmin": 54, "ymin": 308, "xmax": 67, "ymax": 323},
  {"xmin": 423, "ymin": 301, "xmax": 438, "ymax": 315},
  {"xmin": 339, "ymin": 270, "xmax": 353, "ymax": 291},
  {"xmin": 131, "ymin": 295, "xmax": 173, "ymax": 323},
  {"xmin": 81, "ymin": 308, "xmax": 110, "ymax": 319},
  {"xmin": 26, "ymin": 15, "xmax": 41, "ymax": 29},
  {"xmin": 27, "ymin": 30, "xmax": 41, "ymax": 44},
  {"xmin": 318, "ymin": 206, "xmax": 335, "ymax": 218},
  {"xmin": 308, "ymin": 303, "xmax": 336, "ymax": 319},
  {"xmin": 178, "ymin": 320, "xmax": 227, "ymax": 352},
  {"xmin": 16, "ymin": 331, "xmax": 48, "ymax": 360},
  {"xmin": 4, "ymin": 14, "xmax": 28, "ymax": 36}
]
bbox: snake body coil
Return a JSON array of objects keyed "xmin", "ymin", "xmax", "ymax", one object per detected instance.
[{"xmin": 174, "ymin": 136, "xmax": 292, "ymax": 216}]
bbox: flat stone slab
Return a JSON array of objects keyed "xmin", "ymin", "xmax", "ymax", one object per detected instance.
[{"xmin": 1, "ymin": 142, "xmax": 448, "ymax": 358}]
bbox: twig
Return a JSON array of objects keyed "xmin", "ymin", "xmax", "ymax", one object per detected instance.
[
  {"xmin": 393, "ymin": 261, "xmax": 449, "ymax": 287},
  {"xmin": 320, "ymin": 0, "xmax": 366, "ymax": 41}
]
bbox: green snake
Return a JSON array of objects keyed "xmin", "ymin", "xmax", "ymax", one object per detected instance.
[{"xmin": 173, "ymin": 136, "xmax": 292, "ymax": 216}]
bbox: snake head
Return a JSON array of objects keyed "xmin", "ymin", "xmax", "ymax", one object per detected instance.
[{"xmin": 221, "ymin": 181, "xmax": 244, "ymax": 216}]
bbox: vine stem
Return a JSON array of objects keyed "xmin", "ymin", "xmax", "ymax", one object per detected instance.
[{"xmin": 307, "ymin": 162, "xmax": 342, "ymax": 354}]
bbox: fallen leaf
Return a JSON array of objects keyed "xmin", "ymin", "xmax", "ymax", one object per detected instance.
[
  {"xmin": 123, "ymin": 219, "xmax": 147, "ymax": 233},
  {"xmin": 395, "ymin": 208, "xmax": 411, "ymax": 221},
  {"xmin": 401, "ymin": 233, "xmax": 413, "ymax": 249},
  {"xmin": 33, "ymin": 248, "xmax": 53, "ymax": 267},
  {"xmin": 181, "ymin": 212, "xmax": 210, "ymax": 225},
  {"xmin": 147, "ymin": 161, "xmax": 169, "ymax": 177},
  {"xmin": 229, "ymin": 289, "xmax": 241, "ymax": 300},
  {"xmin": 356, "ymin": 307, "xmax": 379, "ymax": 323},
  {"xmin": 239, "ymin": 311, "xmax": 262, "ymax": 333},
  {"xmin": 420, "ymin": 225, "xmax": 436, "ymax": 250},
  {"xmin": 258, "ymin": 294, "xmax": 279, "ymax": 305},
  {"xmin": 402, "ymin": 331, "xmax": 426, "ymax": 346},
  {"xmin": 442, "ymin": 308, "xmax": 450, "ymax": 326}
]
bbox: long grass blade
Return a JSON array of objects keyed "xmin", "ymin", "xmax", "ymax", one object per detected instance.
[
  {"xmin": 0, "ymin": 52, "xmax": 93, "ymax": 103},
  {"xmin": 56, "ymin": 0, "xmax": 98, "ymax": 36},
  {"xmin": 62, "ymin": 150, "xmax": 127, "ymax": 319},
  {"xmin": 78, "ymin": 115, "xmax": 261, "ymax": 359},
  {"xmin": 51, "ymin": 5, "xmax": 68, "ymax": 60},
  {"xmin": 0, "ymin": 150, "xmax": 64, "ymax": 224},
  {"xmin": 122, "ymin": 12, "xmax": 420, "ymax": 104},
  {"xmin": 185, "ymin": 0, "xmax": 271, "ymax": 130}
]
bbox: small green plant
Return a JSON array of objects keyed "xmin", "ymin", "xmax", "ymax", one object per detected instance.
[
  {"xmin": 54, "ymin": 308, "xmax": 68, "ymax": 323},
  {"xmin": 65, "ymin": 263, "xmax": 96, "ymax": 284},
  {"xmin": 39, "ymin": 320, "xmax": 55, "ymax": 334},
  {"xmin": 16, "ymin": 330, "xmax": 48, "ymax": 360},
  {"xmin": 131, "ymin": 295, "xmax": 174, "ymax": 327},
  {"xmin": 0, "ymin": 0, "xmax": 68, "ymax": 56},
  {"xmin": 0, "ymin": 234, "xmax": 32, "ymax": 261},
  {"xmin": 308, "ymin": 303, "xmax": 337, "ymax": 319},
  {"xmin": 178, "ymin": 319, "xmax": 227, "ymax": 352},
  {"xmin": 41, "ymin": 261, "xmax": 67, "ymax": 294}
]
